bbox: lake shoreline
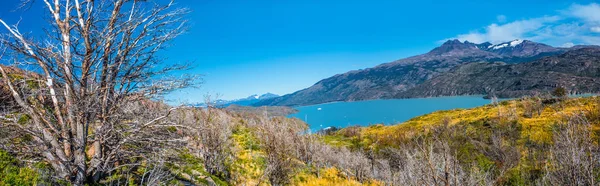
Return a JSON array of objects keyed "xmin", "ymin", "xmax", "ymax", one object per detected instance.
[{"xmin": 288, "ymin": 95, "xmax": 496, "ymax": 132}]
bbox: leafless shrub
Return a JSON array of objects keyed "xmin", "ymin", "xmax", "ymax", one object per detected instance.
[
  {"xmin": 339, "ymin": 125, "xmax": 362, "ymax": 138},
  {"xmin": 469, "ymin": 119, "xmax": 520, "ymax": 179},
  {"xmin": 254, "ymin": 117, "xmax": 306, "ymax": 185},
  {"xmin": 139, "ymin": 154, "xmax": 176, "ymax": 186},
  {"xmin": 194, "ymin": 108, "xmax": 234, "ymax": 178},
  {"xmin": 173, "ymin": 106, "xmax": 234, "ymax": 180},
  {"xmin": 240, "ymin": 113, "xmax": 373, "ymax": 185},
  {"xmin": 543, "ymin": 114, "xmax": 599, "ymax": 185},
  {"xmin": 523, "ymin": 97, "xmax": 544, "ymax": 118},
  {"xmin": 395, "ymin": 138, "xmax": 493, "ymax": 185},
  {"xmin": 364, "ymin": 122, "xmax": 496, "ymax": 186},
  {"xmin": 522, "ymin": 98, "xmax": 533, "ymax": 118}
]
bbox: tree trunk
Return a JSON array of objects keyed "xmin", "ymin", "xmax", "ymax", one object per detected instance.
[{"xmin": 75, "ymin": 122, "xmax": 88, "ymax": 185}]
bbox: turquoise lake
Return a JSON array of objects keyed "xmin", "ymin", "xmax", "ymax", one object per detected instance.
[{"xmin": 288, "ymin": 96, "xmax": 495, "ymax": 131}]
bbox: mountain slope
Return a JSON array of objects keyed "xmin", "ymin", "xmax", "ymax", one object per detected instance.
[
  {"xmin": 224, "ymin": 93, "xmax": 280, "ymax": 107},
  {"xmin": 193, "ymin": 93, "xmax": 280, "ymax": 107},
  {"xmin": 483, "ymin": 39, "xmax": 561, "ymax": 57},
  {"xmin": 398, "ymin": 48, "xmax": 600, "ymax": 98},
  {"xmin": 256, "ymin": 39, "xmax": 569, "ymax": 106}
]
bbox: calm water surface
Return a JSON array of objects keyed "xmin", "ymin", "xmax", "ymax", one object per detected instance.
[{"xmin": 288, "ymin": 96, "xmax": 495, "ymax": 131}]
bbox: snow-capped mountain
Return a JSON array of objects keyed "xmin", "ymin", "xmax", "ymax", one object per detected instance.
[
  {"xmin": 487, "ymin": 39, "xmax": 524, "ymax": 50},
  {"xmin": 258, "ymin": 93, "xmax": 279, "ymax": 100},
  {"xmin": 428, "ymin": 39, "xmax": 561, "ymax": 59},
  {"xmin": 193, "ymin": 93, "xmax": 280, "ymax": 107},
  {"xmin": 255, "ymin": 39, "xmax": 594, "ymax": 106},
  {"xmin": 482, "ymin": 39, "xmax": 560, "ymax": 57}
]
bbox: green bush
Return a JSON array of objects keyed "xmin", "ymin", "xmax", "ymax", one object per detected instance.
[
  {"xmin": 552, "ymin": 87, "xmax": 567, "ymax": 98},
  {"xmin": 0, "ymin": 150, "xmax": 40, "ymax": 186}
]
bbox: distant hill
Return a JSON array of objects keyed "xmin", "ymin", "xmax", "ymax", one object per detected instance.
[
  {"xmin": 194, "ymin": 93, "xmax": 279, "ymax": 107},
  {"xmin": 224, "ymin": 105, "xmax": 297, "ymax": 117},
  {"xmin": 255, "ymin": 40, "xmax": 598, "ymax": 106}
]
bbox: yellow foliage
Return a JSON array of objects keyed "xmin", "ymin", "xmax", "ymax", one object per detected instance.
[
  {"xmin": 341, "ymin": 96, "xmax": 600, "ymax": 149},
  {"xmin": 293, "ymin": 167, "xmax": 381, "ymax": 186},
  {"xmin": 227, "ymin": 97, "xmax": 600, "ymax": 185},
  {"xmin": 319, "ymin": 135, "xmax": 355, "ymax": 148},
  {"xmin": 229, "ymin": 126, "xmax": 269, "ymax": 186}
]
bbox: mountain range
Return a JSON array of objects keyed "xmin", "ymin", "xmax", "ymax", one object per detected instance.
[
  {"xmin": 193, "ymin": 93, "xmax": 279, "ymax": 107},
  {"xmin": 255, "ymin": 39, "xmax": 600, "ymax": 106}
]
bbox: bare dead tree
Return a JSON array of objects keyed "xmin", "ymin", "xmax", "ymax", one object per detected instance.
[
  {"xmin": 0, "ymin": 0, "xmax": 196, "ymax": 184},
  {"xmin": 139, "ymin": 151, "xmax": 176, "ymax": 185},
  {"xmin": 466, "ymin": 118, "xmax": 520, "ymax": 182},
  {"xmin": 392, "ymin": 128, "xmax": 495, "ymax": 186},
  {"xmin": 257, "ymin": 117, "xmax": 304, "ymax": 185},
  {"xmin": 193, "ymin": 107, "xmax": 234, "ymax": 179},
  {"xmin": 543, "ymin": 114, "xmax": 599, "ymax": 185}
]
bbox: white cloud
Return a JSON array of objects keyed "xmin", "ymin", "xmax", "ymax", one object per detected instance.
[
  {"xmin": 449, "ymin": 3, "xmax": 600, "ymax": 46},
  {"xmin": 455, "ymin": 16, "xmax": 560, "ymax": 44},
  {"xmin": 568, "ymin": 3, "xmax": 600, "ymax": 23},
  {"xmin": 497, "ymin": 15, "xmax": 507, "ymax": 23},
  {"xmin": 454, "ymin": 33, "xmax": 485, "ymax": 44},
  {"xmin": 561, "ymin": 42, "xmax": 575, "ymax": 47}
]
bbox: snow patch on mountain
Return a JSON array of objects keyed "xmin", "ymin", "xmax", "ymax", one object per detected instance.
[
  {"xmin": 510, "ymin": 39, "xmax": 524, "ymax": 46},
  {"xmin": 489, "ymin": 39, "xmax": 524, "ymax": 50},
  {"xmin": 491, "ymin": 43, "xmax": 509, "ymax": 49}
]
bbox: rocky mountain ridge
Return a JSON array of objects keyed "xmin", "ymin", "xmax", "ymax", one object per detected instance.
[
  {"xmin": 254, "ymin": 40, "xmax": 598, "ymax": 106},
  {"xmin": 397, "ymin": 48, "xmax": 600, "ymax": 98}
]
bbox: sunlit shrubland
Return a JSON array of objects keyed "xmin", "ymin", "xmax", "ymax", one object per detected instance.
[
  {"xmin": 322, "ymin": 96, "xmax": 600, "ymax": 185},
  {"xmin": 2, "ymin": 93, "xmax": 600, "ymax": 185}
]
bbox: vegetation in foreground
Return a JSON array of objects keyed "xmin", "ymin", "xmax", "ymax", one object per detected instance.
[
  {"xmin": 0, "ymin": 0, "xmax": 599, "ymax": 185},
  {"xmin": 322, "ymin": 95, "xmax": 600, "ymax": 185},
  {"xmin": 2, "ymin": 90, "xmax": 600, "ymax": 185},
  {"xmin": 1, "ymin": 100, "xmax": 382, "ymax": 185}
]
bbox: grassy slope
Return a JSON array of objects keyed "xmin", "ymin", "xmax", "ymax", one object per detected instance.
[
  {"xmin": 229, "ymin": 123, "xmax": 381, "ymax": 186},
  {"xmin": 322, "ymin": 96, "xmax": 600, "ymax": 184},
  {"xmin": 230, "ymin": 125, "xmax": 268, "ymax": 185},
  {"xmin": 171, "ymin": 96, "xmax": 600, "ymax": 185},
  {"xmin": 327, "ymin": 97, "xmax": 600, "ymax": 149}
]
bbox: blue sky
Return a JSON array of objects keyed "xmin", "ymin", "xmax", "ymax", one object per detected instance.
[{"xmin": 1, "ymin": 0, "xmax": 600, "ymax": 103}]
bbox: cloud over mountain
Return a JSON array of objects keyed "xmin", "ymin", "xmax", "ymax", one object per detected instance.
[{"xmin": 450, "ymin": 3, "xmax": 600, "ymax": 46}]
